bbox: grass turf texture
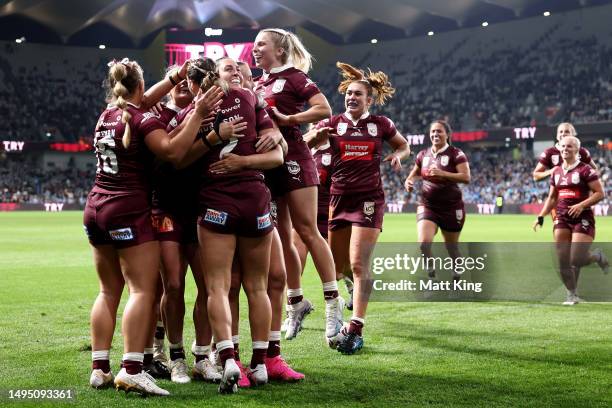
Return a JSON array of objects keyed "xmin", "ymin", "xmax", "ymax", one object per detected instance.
[{"xmin": 0, "ymin": 212, "xmax": 611, "ymax": 407}]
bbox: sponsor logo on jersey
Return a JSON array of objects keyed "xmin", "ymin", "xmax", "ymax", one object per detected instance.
[
  {"xmin": 141, "ymin": 111, "xmax": 161, "ymax": 123},
  {"xmin": 235, "ymin": 98, "xmax": 240, "ymax": 104},
  {"xmin": 321, "ymin": 153, "xmax": 331, "ymax": 166},
  {"xmin": 272, "ymin": 79, "xmax": 286, "ymax": 93},
  {"xmin": 363, "ymin": 201, "xmax": 375, "ymax": 216},
  {"xmin": 339, "ymin": 141, "xmax": 374, "ymax": 161},
  {"xmin": 571, "ymin": 172, "xmax": 580, "ymax": 184},
  {"xmin": 337, "ymin": 122, "xmax": 348, "ymax": 136},
  {"xmin": 551, "ymin": 155, "xmax": 560, "ymax": 166},
  {"xmin": 559, "ymin": 189, "xmax": 577, "ymax": 198},
  {"xmin": 169, "ymin": 117, "xmax": 178, "ymax": 128},
  {"xmin": 554, "ymin": 174, "xmax": 560, "ymax": 185},
  {"xmin": 440, "ymin": 155, "xmax": 449, "ymax": 166},
  {"xmin": 257, "ymin": 213, "xmax": 272, "ymax": 230},
  {"xmin": 456, "ymin": 209, "xmax": 464, "ymax": 221},
  {"xmin": 109, "ymin": 227, "xmax": 134, "ymax": 241},
  {"xmin": 286, "ymin": 160, "xmax": 301, "ymax": 175},
  {"xmin": 367, "ymin": 123, "xmax": 378, "ymax": 137},
  {"xmin": 350, "ymin": 131, "xmax": 363, "ymax": 137},
  {"xmin": 423, "ymin": 156, "xmax": 431, "ymax": 167},
  {"xmin": 221, "ymin": 103, "xmax": 241, "ymax": 114},
  {"xmin": 204, "ymin": 209, "xmax": 228, "ymax": 226}
]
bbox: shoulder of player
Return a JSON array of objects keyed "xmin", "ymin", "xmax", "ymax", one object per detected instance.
[{"xmin": 450, "ymin": 146, "xmax": 467, "ymax": 159}]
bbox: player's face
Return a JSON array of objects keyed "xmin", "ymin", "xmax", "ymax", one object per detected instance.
[
  {"xmin": 556, "ymin": 124, "xmax": 574, "ymax": 142},
  {"xmin": 253, "ymin": 32, "xmax": 283, "ymax": 70},
  {"xmin": 217, "ymin": 58, "xmax": 242, "ymax": 89},
  {"xmin": 560, "ymin": 137, "xmax": 578, "ymax": 160},
  {"xmin": 345, "ymin": 82, "xmax": 371, "ymax": 116},
  {"xmin": 169, "ymin": 79, "xmax": 193, "ymax": 108},
  {"xmin": 238, "ymin": 64, "xmax": 254, "ymax": 89},
  {"xmin": 430, "ymin": 123, "xmax": 448, "ymax": 147}
]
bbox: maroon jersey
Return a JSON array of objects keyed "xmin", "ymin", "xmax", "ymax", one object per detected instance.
[
  {"xmin": 200, "ymin": 87, "xmax": 274, "ymax": 188},
  {"xmin": 317, "ymin": 113, "xmax": 397, "ymax": 195},
  {"xmin": 415, "ymin": 145, "xmax": 468, "ymax": 209},
  {"xmin": 92, "ymin": 103, "xmax": 165, "ymax": 193},
  {"xmin": 312, "ymin": 142, "xmax": 333, "ymax": 218},
  {"xmin": 550, "ymin": 162, "xmax": 599, "ymax": 214},
  {"xmin": 254, "ymin": 65, "xmax": 321, "ymax": 161},
  {"xmin": 539, "ymin": 145, "xmax": 592, "ymax": 169}
]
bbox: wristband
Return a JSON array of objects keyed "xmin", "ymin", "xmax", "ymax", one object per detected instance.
[
  {"xmin": 201, "ymin": 131, "xmax": 213, "ymax": 149},
  {"xmin": 168, "ymin": 75, "xmax": 177, "ymax": 86},
  {"xmin": 537, "ymin": 216, "xmax": 544, "ymax": 226}
]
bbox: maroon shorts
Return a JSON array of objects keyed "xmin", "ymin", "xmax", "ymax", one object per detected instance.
[
  {"xmin": 198, "ymin": 180, "xmax": 274, "ymax": 238},
  {"xmin": 328, "ymin": 189, "xmax": 384, "ymax": 231},
  {"xmin": 151, "ymin": 209, "xmax": 198, "ymax": 244},
  {"xmin": 83, "ymin": 190, "xmax": 155, "ymax": 248},
  {"xmin": 417, "ymin": 203, "xmax": 465, "ymax": 232},
  {"xmin": 265, "ymin": 157, "xmax": 319, "ymax": 197},
  {"xmin": 554, "ymin": 210, "xmax": 596, "ymax": 238}
]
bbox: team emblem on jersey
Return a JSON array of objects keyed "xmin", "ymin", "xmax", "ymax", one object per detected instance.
[
  {"xmin": 204, "ymin": 209, "xmax": 228, "ymax": 226},
  {"xmin": 571, "ymin": 172, "xmax": 580, "ymax": 184},
  {"xmin": 257, "ymin": 213, "xmax": 272, "ymax": 230},
  {"xmin": 367, "ymin": 123, "xmax": 378, "ymax": 137},
  {"xmin": 552, "ymin": 155, "xmax": 560, "ymax": 165},
  {"xmin": 363, "ymin": 201, "xmax": 375, "ymax": 216},
  {"xmin": 440, "ymin": 155, "xmax": 449, "ymax": 166},
  {"xmin": 423, "ymin": 157, "xmax": 430, "ymax": 167},
  {"xmin": 286, "ymin": 160, "xmax": 301, "ymax": 175},
  {"xmin": 169, "ymin": 117, "xmax": 178, "ymax": 128},
  {"xmin": 109, "ymin": 228, "xmax": 134, "ymax": 241},
  {"xmin": 272, "ymin": 79, "xmax": 286, "ymax": 93},
  {"xmin": 456, "ymin": 209, "xmax": 463, "ymax": 221},
  {"xmin": 337, "ymin": 122, "xmax": 348, "ymax": 136},
  {"xmin": 322, "ymin": 153, "xmax": 331, "ymax": 166}
]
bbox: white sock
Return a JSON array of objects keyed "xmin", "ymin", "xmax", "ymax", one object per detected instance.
[
  {"xmin": 323, "ymin": 281, "xmax": 338, "ymax": 292},
  {"xmin": 268, "ymin": 331, "xmax": 281, "ymax": 342},
  {"xmin": 351, "ymin": 316, "xmax": 365, "ymax": 325},
  {"xmin": 144, "ymin": 347, "xmax": 155, "ymax": 355},
  {"xmin": 252, "ymin": 341, "xmax": 269, "ymax": 350},
  {"xmin": 122, "ymin": 352, "xmax": 144, "ymax": 362},
  {"xmin": 216, "ymin": 339, "xmax": 233, "ymax": 352},
  {"xmin": 231, "ymin": 335, "xmax": 239, "ymax": 345},
  {"xmin": 92, "ymin": 350, "xmax": 109, "ymax": 361},
  {"xmin": 169, "ymin": 341, "xmax": 183, "ymax": 350},
  {"xmin": 192, "ymin": 344, "xmax": 211, "ymax": 356},
  {"xmin": 287, "ymin": 288, "xmax": 303, "ymax": 298}
]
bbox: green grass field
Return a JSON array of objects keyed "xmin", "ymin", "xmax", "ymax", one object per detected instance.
[{"xmin": 0, "ymin": 212, "xmax": 611, "ymax": 407}]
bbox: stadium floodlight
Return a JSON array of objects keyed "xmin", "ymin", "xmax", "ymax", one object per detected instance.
[
  {"xmin": 205, "ymin": 27, "xmax": 223, "ymax": 36},
  {"xmin": 15, "ymin": 36, "xmax": 25, "ymax": 43},
  {"xmin": 543, "ymin": 11, "xmax": 551, "ymax": 17},
  {"xmin": 482, "ymin": 21, "xmax": 489, "ymax": 27},
  {"xmin": 428, "ymin": 31, "xmax": 434, "ymax": 36},
  {"xmin": 371, "ymin": 38, "xmax": 378, "ymax": 44},
  {"xmin": 98, "ymin": 44, "xmax": 106, "ymax": 49}
]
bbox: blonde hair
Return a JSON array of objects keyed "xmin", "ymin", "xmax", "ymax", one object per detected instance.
[
  {"xmin": 336, "ymin": 62, "xmax": 395, "ymax": 106},
  {"xmin": 260, "ymin": 28, "xmax": 313, "ymax": 73},
  {"xmin": 188, "ymin": 58, "xmax": 229, "ymax": 94},
  {"xmin": 561, "ymin": 135, "xmax": 581, "ymax": 149},
  {"xmin": 106, "ymin": 59, "xmax": 143, "ymax": 148},
  {"xmin": 557, "ymin": 122, "xmax": 578, "ymax": 137}
]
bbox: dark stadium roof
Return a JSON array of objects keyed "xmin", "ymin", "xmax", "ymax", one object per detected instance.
[{"xmin": 1, "ymin": 0, "xmax": 611, "ymax": 46}]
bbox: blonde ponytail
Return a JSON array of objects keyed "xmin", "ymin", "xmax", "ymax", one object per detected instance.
[
  {"xmin": 105, "ymin": 58, "xmax": 143, "ymax": 148},
  {"xmin": 336, "ymin": 61, "xmax": 395, "ymax": 106},
  {"xmin": 261, "ymin": 28, "xmax": 313, "ymax": 73}
]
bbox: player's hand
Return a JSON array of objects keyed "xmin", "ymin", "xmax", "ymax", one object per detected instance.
[
  {"xmin": 209, "ymin": 153, "xmax": 247, "ymax": 174},
  {"xmin": 177, "ymin": 59, "xmax": 190, "ymax": 80},
  {"xmin": 150, "ymin": 102, "xmax": 163, "ymax": 116},
  {"xmin": 256, "ymin": 132, "xmax": 283, "ymax": 153},
  {"xmin": 219, "ymin": 117, "xmax": 247, "ymax": 140},
  {"xmin": 532, "ymin": 216, "xmax": 544, "ymax": 232},
  {"xmin": 270, "ymin": 107, "xmax": 296, "ymax": 126},
  {"xmin": 404, "ymin": 178, "xmax": 414, "ymax": 192},
  {"xmin": 568, "ymin": 203, "xmax": 585, "ymax": 218},
  {"xmin": 194, "ymin": 86, "xmax": 224, "ymax": 118},
  {"xmin": 384, "ymin": 153, "xmax": 402, "ymax": 171},
  {"xmin": 428, "ymin": 167, "xmax": 445, "ymax": 178}
]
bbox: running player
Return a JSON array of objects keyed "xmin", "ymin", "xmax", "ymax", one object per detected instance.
[
  {"xmin": 533, "ymin": 135, "xmax": 608, "ymax": 304},
  {"xmin": 307, "ymin": 62, "xmax": 409, "ymax": 353},
  {"xmin": 86, "ymin": 58, "xmax": 223, "ymax": 396},
  {"xmin": 253, "ymin": 28, "xmax": 344, "ymax": 343},
  {"xmin": 404, "ymin": 120, "xmax": 470, "ymax": 283}
]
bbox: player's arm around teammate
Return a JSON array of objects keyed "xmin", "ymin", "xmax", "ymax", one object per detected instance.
[{"xmin": 86, "ymin": 58, "xmax": 222, "ymax": 396}]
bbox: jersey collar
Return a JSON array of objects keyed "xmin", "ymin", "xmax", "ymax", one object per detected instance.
[
  {"xmin": 343, "ymin": 111, "xmax": 370, "ymax": 126},
  {"xmin": 311, "ymin": 141, "xmax": 331, "ymax": 155},
  {"xmin": 263, "ymin": 63, "xmax": 294, "ymax": 80},
  {"xmin": 431, "ymin": 144, "xmax": 450, "ymax": 157},
  {"xmin": 165, "ymin": 102, "xmax": 181, "ymax": 113},
  {"xmin": 561, "ymin": 159, "xmax": 580, "ymax": 174}
]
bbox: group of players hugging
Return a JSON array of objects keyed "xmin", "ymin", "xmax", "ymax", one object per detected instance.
[{"xmin": 83, "ymin": 28, "xmax": 608, "ymax": 396}]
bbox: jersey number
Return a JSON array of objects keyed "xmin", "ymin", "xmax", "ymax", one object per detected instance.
[{"xmin": 95, "ymin": 133, "xmax": 119, "ymax": 174}]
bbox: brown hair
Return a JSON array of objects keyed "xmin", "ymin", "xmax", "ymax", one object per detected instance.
[
  {"xmin": 429, "ymin": 120, "xmax": 453, "ymax": 144},
  {"xmin": 259, "ymin": 28, "xmax": 313, "ymax": 73},
  {"xmin": 105, "ymin": 59, "xmax": 143, "ymax": 148},
  {"xmin": 336, "ymin": 62, "xmax": 395, "ymax": 106},
  {"xmin": 188, "ymin": 57, "xmax": 228, "ymax": 94}
]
